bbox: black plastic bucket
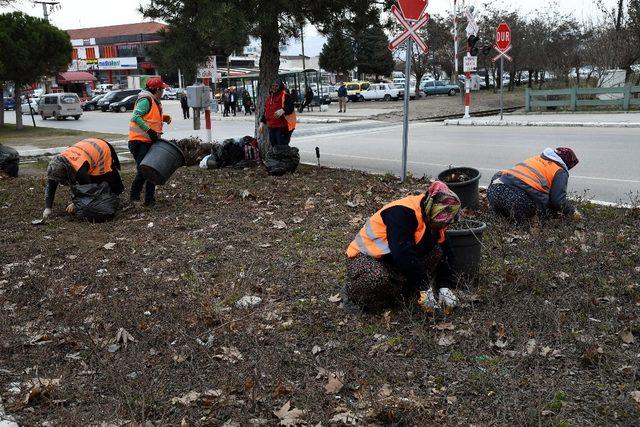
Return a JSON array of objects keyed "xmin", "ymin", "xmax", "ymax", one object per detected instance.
[
  {"xmin": 140, "ymin": 139, "xmax": 185, "ymax": 185},
  {"xmin": 445, "ymin": 219, "xmax": 487, "ymax": 285},
  {"xmin": 0, "ymin": 144, "xmax": 19, "ymax": 177},
  {"xmin": 438, "ymin": 167, "xmax": 481, "ymax": 210}
]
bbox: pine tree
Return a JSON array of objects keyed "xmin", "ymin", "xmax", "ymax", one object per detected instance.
[
  {"xmin": 318, "ymin": 30, "xmax": 355, "ymax": 76},
  {"xmin": 353, "ymin": 15, "xmax": 394, "ymax": 79}
]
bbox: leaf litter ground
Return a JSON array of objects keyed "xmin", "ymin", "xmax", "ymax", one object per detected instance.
[{"xmin": 0, "ymin": 165, "xmax": 639, "ymax": 425}]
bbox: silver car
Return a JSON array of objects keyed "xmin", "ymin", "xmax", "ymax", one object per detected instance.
[{"xmin": 39, "ymin": 93, "xmax": 83, "ymax": 120}]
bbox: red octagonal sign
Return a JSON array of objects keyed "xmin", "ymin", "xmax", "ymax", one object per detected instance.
[
  {"xmin": 496, "ymin": 22, "xmax": 512, "ymax": 51},
  {"xmin": 397, "ymin": 0, "xmax": 428, "ymax": 21}
]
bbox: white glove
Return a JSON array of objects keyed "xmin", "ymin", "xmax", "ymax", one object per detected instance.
[
  {"xmin": 66, "ymin": 203, "xmax": 75, "ymax": 215},
  {"xmin": 274, "ymin": 109, "xmax": 285, "ymax": 118},
  {"xmin": 42, "ymin": 208, "xmax": 52, "ymax": 219}
]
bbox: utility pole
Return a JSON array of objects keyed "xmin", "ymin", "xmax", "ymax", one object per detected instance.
[{"xmin": 33, "ymin": 1, "xmax": 59, "ymax": 22}]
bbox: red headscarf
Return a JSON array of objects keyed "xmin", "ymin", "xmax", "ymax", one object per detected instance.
[{"xmin": 555, "ymin": 147, "xmax": 579, "ymax": 170}]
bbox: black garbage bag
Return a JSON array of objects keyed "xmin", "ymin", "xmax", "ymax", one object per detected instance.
[
  {"xmin": 71, "ymin": 181, "xmax": 119, "ymax": 223},
  {"xmin": 264, "ymin": 145, "xmax": 300, "ymax": 176},
  {"xmin": 207, "ymin": 138, "xmax": 251, "ymax": 169},
  {"xmin": 0, "ymin": 144, "xmax": 20, "ymax": 177}
]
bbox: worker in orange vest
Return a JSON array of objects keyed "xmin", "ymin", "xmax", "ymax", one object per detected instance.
[
  {"xmin": 128, "ymin": 77, "xmax": 172, "ymax": 207},
  {"xmin": 344, "ymin": 181, "xmax": 461, "ymax": 313},
  {"xmin": 42, "ymin": 138, "xmax": 124, "ymax": 218},
  {"xmin": 258, "ymin": 80, "xmax": 296, "ymax": 146},
  {"xmin": 487, "ymin": 147, "xmax": 581, "ymax": 223}
]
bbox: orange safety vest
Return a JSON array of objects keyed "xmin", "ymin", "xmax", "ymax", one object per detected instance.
[
  {"xmin": 502, "ymin": 155, "xmax": 562, "ymax": 194},
  {"xmin": 128, "ymin": 91, "xmax": 163, "ymax": 143},
  {"xmin": 283, "ymin": 93, "xmax": 297, "ymax": 132},
  {"xmin": 61, "ymin": 138, "xmax": 113, "ymax": 176},
  {"xmin": 346, "ymin": 194, "xmax": 446, "ymax": 259}
]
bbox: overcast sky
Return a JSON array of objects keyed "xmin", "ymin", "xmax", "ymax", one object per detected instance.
[{"xmin": 0, "ymin": 0, "xmax": 619, "ymax": 55}]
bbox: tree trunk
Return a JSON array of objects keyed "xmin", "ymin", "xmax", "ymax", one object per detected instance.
[
  {"xmin": 528, "ymin": 70, "xmax": 533, "ymax": 89},
  {"xmin": 255, "ymin": 16, "xmax": 281, "ymax": 156},
  {"xmin": 15, "ymin": 86, "xmax": 23, "ymax": 131},
  {"xmin": 0, "ymin": 82, "xmax": 4, "ymax": 128},
  {"xmin": 414, "ymin": 70, "xmax": 424, "ymax": 99}
]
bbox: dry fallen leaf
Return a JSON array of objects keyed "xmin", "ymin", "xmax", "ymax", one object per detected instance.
[
  {"xmin": 171, "ymin": 390, "xmax": 201, "ymax": 406},
  {"xmin": 292, "ymin": 216, "xmax": 304, "ymax": 224},
  {"xmin": 620, "ymin": 330, "xmax": 635, "ymax": 344},
  {"xmin": 437, "ymin": 334, "xmax": 456, "ymax": 347},
  {"xmin": 103, "ymin": 242, "xmax": 116, "ymax": 250},
  {"xmin": 494, "ymin": 338, "xmax": 509, "ymax": 349},
  {"xmin": 447, "ymin": 395, "xmax": 458, "ymax": 404},
  {"xmin": 324, "ymin": 372, "xmax": 344, "ymax": 394},
  {"xmin": 630, "ymin": 390, "xmax": 640, "ymax": 405},
  {"xmin": 433, "ymin": 322, "xmax": 455, "ymax": 331},
  {"xmin": 540, "ymin": 346, "xmax": 553, "ymax": 356},
  {"xmin": 272, "ymin": 220, "xmax": 287, "ymax": 229},
  {"xmin": 328, "ymin": 293, "xmax": 342, "ymax": 303},
  {"xmin": 114, "ymin": 327, "xmax": 136, "ymax": 347},
  {"xmin": 23, "ymin": 378, "xmax": 61, "ymax": 404},
  {"xmin": 348, "ymin": 215, "xmax": 363, "ymax": 226},
  {"xmin": 273, "ymin": 400, "xmax": 305, "ymax": 426},
  {"xmin": 378, "ymin": 383, "xmax": 392, "ymax": 398},
  {"xmin": 304, "ymin": 197, "xmax": 315, "ymax": 210},
  {"xmin": 330, "ymin": 410, "xmax": 360, "ymax": 424},
  {"xmin": 214, "ymin": 346, "xmax": 244, "ymax": 364},
  {"xmin": 312, "ymin": 345, "xmax": 322, "ymax": 355},
  {"xmin": 526, "ymin": 339, "xmax": 537, "ymax": 355}
]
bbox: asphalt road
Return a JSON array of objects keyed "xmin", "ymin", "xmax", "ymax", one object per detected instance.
[
  {"xmin": 294, "ymin": 123, "xmax": 639, "ymax": 205},
  {"xmin": 5, "ymin": 105, "xmax": 638, "ymax": 204}
]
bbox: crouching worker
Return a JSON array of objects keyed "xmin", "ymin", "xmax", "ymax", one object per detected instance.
[
  {"xmin": 487, "ymin": 147, "xmax": 581, "ymax": 223},
  {"xmin": 344, "ymin": 182, "xmax": 461, "ymax": 313},
  {"xmin": 42, "ymin": 138, "xmax": 124, "ymax": 218}
]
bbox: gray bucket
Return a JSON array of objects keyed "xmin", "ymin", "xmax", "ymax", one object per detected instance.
[
  {"xmin": 445, "ymin": 219, "xmax": 487, "ymax": 285},
  {"xmin": 140, "ymin": 139, "xmax": 185, "ymax": 185}
]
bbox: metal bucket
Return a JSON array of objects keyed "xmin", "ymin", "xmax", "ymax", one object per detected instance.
[{"xmin": 140, "ymin": 139, "xmax": 185, "ymax": 185}]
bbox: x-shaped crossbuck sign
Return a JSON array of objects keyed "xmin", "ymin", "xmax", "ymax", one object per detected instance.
[
  {"xmin": 388, "ymin": 5, "xmax": 430, "ymax": 53},
  {"xmin": 492, "ymin": 45, "xmax": 513, "ymax": 62}
]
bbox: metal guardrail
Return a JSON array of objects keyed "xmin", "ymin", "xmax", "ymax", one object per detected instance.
[{"xmin": 525, "ymin": 85, "xmax": 640, "ymax": 112}]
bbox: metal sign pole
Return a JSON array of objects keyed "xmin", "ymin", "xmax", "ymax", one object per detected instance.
[
  {"xmin": 401, "ymin": 39, "xmax": 412, "ymax": 182},
  {"xmin": 500, "ymin": 56, "xmax": 504, "ymax": 120}
]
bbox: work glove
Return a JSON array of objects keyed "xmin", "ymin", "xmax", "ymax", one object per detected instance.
[
  {"xmin": 66, "ymin": 203, "xmax": 75, "ymax": 215},
  {"xmin": 274, "ymin": 109, "xmax": 285, "ymax": 118},
  {"xmin": 417, "ymin": 288, "xmax": 438, "ymax": 314},
  {"xmin": 42, "ymin": 208, "xmax": 52, "ymax": 219},
  {"xmin": 573, "ymin": 209, "xmax": 583, "ymax": 221},
  {"xmin": 147, "ymin": 129, "xmax": 159, "ymax": 142},
  {"xmin": 258, "ymin": 123, "xmax": 265, "ymax": 133},
  {"xmin": 438, "ymin": 288, "xmax": 459, "ymax": 314},
  {"xmin": 162, "ymin": 114, "xmax": 172, "ymax": 124}
]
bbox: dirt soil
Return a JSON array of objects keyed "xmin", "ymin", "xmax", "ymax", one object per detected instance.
[
  {"xmin": 0, "ymin": 124, "xmax": 125, "ymax": 149},
  {"xmin": 1, "ymin": 165, "xmax": 639, "ymax": 426},
  {"xmin": 351, "ymin": 90, "xmax": 525, "ymax": 122}
]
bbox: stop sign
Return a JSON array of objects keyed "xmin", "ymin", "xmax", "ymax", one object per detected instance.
[
  {"xmin": 495, "ymin": 22, "xmax": 512, "ymax": 50},
  {"xmin": 397, "ymin": 0, "xmax": 428, "ymax": 21}
]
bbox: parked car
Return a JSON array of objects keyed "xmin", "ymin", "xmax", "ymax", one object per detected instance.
[
  {"xmin": 162, "ymin": 87, "xmax": 185, "ymax": 100},
  {"xmin": 109, "ymin": 94, "xmax": 138, "ymax": 112},
  {"xmin": 21, "ymin": 99, "xmax": 40, "ymax": 114},
  {"xmin": 97, "ymin": 89, "xmax": 141, "ymax": 111},
  {"xmin": 94, "ymin": 84, "xmax": 115, "ymax": 95},
  {"xmin": 82, "ymin": 94, "xmax": 104, "ymax": 111},
  {"xmin": 345, "ymin": 81, "xmax": 371, "ymax": 101},
  {"xmin": 361, "ymin": 83, "xmax": 401, "ymax": 101},
  {"xmin": 3, "ymin": 97, "xmax": 16, "ymax": 110},
  {"xmin": 421, "ymin": 80, "xmax": 460, "ymax": 96},
  {"xmin": 395, "ymin": 83, "xmax": 417, "ymax": 99},
  {"xmin": 39, "ymin": 93, "xmax": 82, "ymax": 120}
]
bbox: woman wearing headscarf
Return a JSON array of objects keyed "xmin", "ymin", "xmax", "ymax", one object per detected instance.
[
  {"xmin": 487, "ymin": 147, "xmax": 581, "ymax": 223},
  {"xmin": 344, "ymin": 181, "xmax": 461, "ymax": 312},
  {"xmin": 259, "ymin": 80, "xmax": 296, "ymax": 146},
  {"xmin": 42, "ymin": 138, "xmax": 124, "ymax": 218}
]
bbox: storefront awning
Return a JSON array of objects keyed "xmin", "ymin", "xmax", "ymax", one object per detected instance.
[{"xmin": 57, "ymin": 71, "xmax": 97, "ymax": 84}]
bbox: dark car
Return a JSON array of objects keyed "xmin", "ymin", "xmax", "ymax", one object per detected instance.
[
  {"xmin": 82, "ymin": 94, "xmax": 104, "ymax": 111},
  {"xmin": 109, "ymin": 94, "xmax": 138, "ymax": 112},
  {"xmin": 3, "ymin": 97, "xmax": 16, "ymax": 110},
  {"xmin": 97, "ymin": 89, "xmax": 141, "ymax": 112}
]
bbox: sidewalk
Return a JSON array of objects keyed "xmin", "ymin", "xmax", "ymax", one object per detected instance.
[{"xmin": 444, "ymin": 111, "xmax": 640, "ymax": 128}]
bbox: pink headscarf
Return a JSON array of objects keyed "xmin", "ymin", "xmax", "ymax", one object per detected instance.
[{"xmin": 424, "ymin": 181, "xmax": 461, "ymax": 225}]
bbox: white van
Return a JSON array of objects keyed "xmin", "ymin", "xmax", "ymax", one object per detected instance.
[{"xmin": 39, "ymin": 93, "xmax": 83, "ymax": 120}]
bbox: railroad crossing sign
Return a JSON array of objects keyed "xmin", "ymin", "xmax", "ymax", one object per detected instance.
[
  {"xmin": 465, "ymin": 6, "xmax": 479, "ymax": 36},
  {"xmin": 492, "ymin": 22, "xmax": 513, "ymax": 62},
  {"xmin": 388, "ymin": 4, "xmax": 430, "ymax": 53}
]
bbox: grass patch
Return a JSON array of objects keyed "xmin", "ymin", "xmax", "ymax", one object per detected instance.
[{"xmin": 0, "ymin": 123, "xmax": 125, "ymax": 148}]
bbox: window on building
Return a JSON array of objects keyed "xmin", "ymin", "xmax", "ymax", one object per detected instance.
[
  {"xmin": 100, "ymin": 46, "xmax": 117, "ymax": 58},
  {"xmin": 72, "ymin": 49, "xmax": 78, "ymax": 60},
  {"xmin": 85, "ymin": 48, "xmax": 96, "ymax": 60}
]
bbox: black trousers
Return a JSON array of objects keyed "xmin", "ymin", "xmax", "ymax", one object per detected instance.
[
  {"xmin": 268, "ymin": 127, "xmax": 292, "ymax": 146},
  {"xmin": 128, "ymin": 141, "xmax": 156, "ymax": 203},
  {"xmin": 182, "ymin": 107, "xmax": 190, "ymax": 119}
]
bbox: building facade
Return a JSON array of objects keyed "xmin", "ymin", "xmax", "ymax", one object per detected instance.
[{"xmin": 65, "ymin": 22, "xmax": 167, "ymax": 87}]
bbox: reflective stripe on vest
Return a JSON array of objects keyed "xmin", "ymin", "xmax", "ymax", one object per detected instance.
[
  {"xmin": 346, "ymin": 194, "xmax": 427, "ymax": 258},
  {"xmin": 128, "ymin": 92, "xmax": 163, "ymax": 143},
  {"xmin": 61, "ymin": 138, "xmax": 112, "ymax": 176},
  {"xmin": 502, "ymin": 155, "xmax": 562, "ymax": 194}
]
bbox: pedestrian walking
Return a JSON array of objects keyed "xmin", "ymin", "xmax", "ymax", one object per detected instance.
[
  {"xmin": 229, "ymin": 88, "xmax": 238, "ymax": 116},
  {"xmin": 337, "ymin": 82, "xmax": 348, "ymax": 113},
  {"xmin": 128, "ymin": 77, "xmax": 172, "ymax": 207},
  {"xmin": 242, "ymin": 90, "xmax": 253, "ymax": 115},
  {"xmin": 259, "ymin": 80, "xmax": 296, "ymax": 146},
  {"xmin": 222, "ymin": 89, "xmax": 230, "ymax": 117},
  {"xmin": 303, "ymin": 85, "xmax": 314, "ymax": 112},
  {"xmin": 344, "ymin": 181, "xmax": 461, "ymax": 313},
  {"xmin": 42, "ymin": 138, "xmax": 124, "ymax": 218},
  {"xmin": 487, "ymin": 147, "xmax": 581, "ymax": 223},
  {"xmin": 180, "ymin": 93, "xmax": 190, "ymax": 119}
]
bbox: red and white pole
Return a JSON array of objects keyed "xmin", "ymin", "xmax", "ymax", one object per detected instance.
[
  {"xmin": 203, "ymin": 77, "xmax": 212, "ymax": 143},
  {"xmin": 463, "ymin": 52, "xmax": 471, "ymax": 119}
]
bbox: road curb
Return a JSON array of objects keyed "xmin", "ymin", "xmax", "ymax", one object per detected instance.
[
  {"xmin": 17, "ymin": 140, "xmax": 128, "ymax": 157},
  {"xmin": 443, "ymin": 119, "xmax": 640, "ymax": 128},
  {"xmin": 210, "ymin": 116, "xmax": 343, "ymax": 124}
]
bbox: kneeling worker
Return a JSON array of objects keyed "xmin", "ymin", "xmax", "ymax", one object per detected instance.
[
  {"xmin": 42, "ymin": 138, "xmax": 124, "ymax": 218},
  {"xmin": 345, "ymin": 181, "xmax": 461, "ymax": 313}
]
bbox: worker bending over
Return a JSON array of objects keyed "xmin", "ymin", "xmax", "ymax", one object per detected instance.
[
  {"xmin": 345, "ymin": 181, "xmax": 461, "ymax": 313},
  {"xmin": 42, "ymin": 138, "xmax": 123, "ymax": 218}
]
